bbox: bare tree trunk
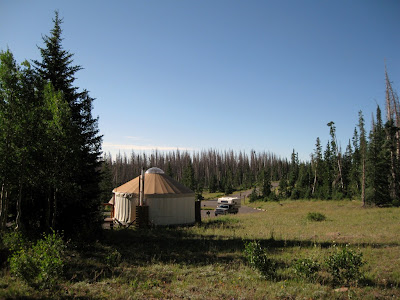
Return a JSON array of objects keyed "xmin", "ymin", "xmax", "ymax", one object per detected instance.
[
  {"xmin": 311, "ymin": 155, "xmax": 318, "ymax": 196},
  {"xmin": 0, "ymin": 183, "xmax": 6, "ymax": 230},
  {"xmin": 337, "ymin": 152, "xmax": 344, "ymax": 190},
  {"xmin": 15, "ymin": 182, "xmax": 22, "ymax": 230},
  {"xmin": 385, "ymin": 67, "xmax": 400, "ymax": 201},
  {"xmin": 52, "ymin": 188, "xmax": 57, "ymax": 229}
]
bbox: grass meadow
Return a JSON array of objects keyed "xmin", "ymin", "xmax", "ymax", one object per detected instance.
[{"xmin": 1, "ymin": 199, "xmax": 399, "ymax": 299}]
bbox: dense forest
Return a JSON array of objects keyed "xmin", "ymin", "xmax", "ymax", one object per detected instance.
[
  {"xmin": 102, "ymin": 70, "xmax": 400, "ymax": 207},
  {"xmin": 0, "ymin": 12, "xmax": 102, "ymax": 239}
]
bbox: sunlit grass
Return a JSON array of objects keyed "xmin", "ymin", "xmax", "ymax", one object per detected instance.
[{"xmin": 1, "ymin": 199, "xmax": 399, "ymax": 299}]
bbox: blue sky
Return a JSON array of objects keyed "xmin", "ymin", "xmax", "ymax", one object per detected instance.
[{"xmin": 1, "ymin": 0, "xmax": 399, "ymax": 161}]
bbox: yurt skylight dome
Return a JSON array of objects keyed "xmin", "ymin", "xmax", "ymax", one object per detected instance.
[{"xmin": 145, "ymin": 167, "xmax": 165, "ymax": 174}]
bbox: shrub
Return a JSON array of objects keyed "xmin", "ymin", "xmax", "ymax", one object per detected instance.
[
  {"xmin": 292, "ymin": 257, "xmax": 320, "ymax": 281},
  {"xmin": 2, "ymin": 230, "xmax": 30, "ymax": 253},
  {"xmin": 9, "ymin": 231, "xmax": 66, "ymax": 289},
  {"xmin": 306, "ymin": 212, "xmax": 326, "ymax": 222},
  {"xmin": 104, "ymin": 248, "xmax": 122, "ymax": 268},
  {"xmin": 243, "ymin": 240, "xmax": 277, "ymax": 279},
  {"xmin": 249, "ymin": 188, "xmax": 259, "ymax": 203},
  {"xmin": 325, "ymin": 245, "xmax": 365, "ymax": 286}
]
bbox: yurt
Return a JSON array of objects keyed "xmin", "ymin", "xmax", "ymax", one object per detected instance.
[{"xmin": 112, "ymin": 167, "xmax": 196, "ymax": 226}]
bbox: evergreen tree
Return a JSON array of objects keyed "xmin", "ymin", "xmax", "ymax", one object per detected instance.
[
  {"xmin": 33, "ymin": 12, "xmax": 102, "ymax": 238},
  {"xmin": 311, "ymin": 137, "xmax": 324, "ymax": 198},
  {"xmin": 295, "ymin": 162, "xmax": 312, "ymax": 199},
  {"xmin": 259, "ymin": 168, "xmax": 271, "ymax": 200},
  {"xmin": 182, "ymin": 159, "xmax": 196, "ymax": 191},
  {"xmin": 366, "ymin": 106, "xmax": 391, "ymax": 205},
  {"xmin": 323, "ymin": 142, "xmax": 333, "ymax": 199},
  {"xmin": 166, "ymin": 161, "xmax": 174, "ymax": 178},
  {"xmin": 358, "ymin": 111, "xmax": 367, "ymax": 206},
  {"xmin": 342, "ymin": 140, "xmax": 353, "ymax": 198},
  {"xmin": 349, "ymin": 128, "xmax": 361, "ymax": 198},
  {"xmin": 385, "ymin": 68, "xmax": 400, "ymax": 203},
  {"xmin": 385, "ymin": 119, "xmax": 400, "ymax": 205},
  {"xmin": 278, "ymin": 176, "xmax": 288, "ymax": 199},
  {"xmin": 288, "ymin": 149, "xmax": 299, "ymax": 197},
  {"xmin": 99, "ymin": 160, "xmax": 114, "ymax": 203}
]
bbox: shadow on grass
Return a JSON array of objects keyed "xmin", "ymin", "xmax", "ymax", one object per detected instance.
[{"xmin": 62, "ymin": 220, "xmax": 400, "ymax": 290}]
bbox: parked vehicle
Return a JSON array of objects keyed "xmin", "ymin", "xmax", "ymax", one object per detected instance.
[
  {"xmin": 215, "ymin": 204, "xmax": 238, "ymax": 216},
  {"xmin": 214, "ymin": 197, "xmax": 241, "ymax": 216}
]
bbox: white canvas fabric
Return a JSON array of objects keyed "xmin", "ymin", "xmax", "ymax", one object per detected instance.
[{"xmin": 112, "ymin": 169, "xmax": 196, "ymax": 225}]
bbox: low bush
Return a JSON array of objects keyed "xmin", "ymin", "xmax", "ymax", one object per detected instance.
[
  {"xmin": 292, "ymin": 257, "xmax": 320, "ymax": 281},
  {"xmin": 9, "ymin": 231, "xmax": 66, "ymax": 289},
  {"xmin": 2, "ymin": 230, "xmax": 30, "ymax": 253},
  {"xmin": 243, "ymin": 240, "xmax": 277, "ymax": 280},
  {"xmin": 306, "ymin": 212, "xmax": 326, "ymax": 222},
  {"xmin": 325, "ymin": 245, "xmax": 365, "ymax": 286},
  {"xmin": 104, "ymin": 248, "xmax": 122, "ymax": 268}
]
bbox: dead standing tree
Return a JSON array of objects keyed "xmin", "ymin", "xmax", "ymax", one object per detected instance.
[{"xmin": 385, "ymin": 67, "xmax": 400, "ymax": 201}]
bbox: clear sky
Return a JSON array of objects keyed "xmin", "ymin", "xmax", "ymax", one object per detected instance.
[{"xmin": 1, "ymin": 0, "xmax": 399, "ymax": 161}]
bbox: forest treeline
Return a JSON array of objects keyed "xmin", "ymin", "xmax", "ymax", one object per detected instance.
[
  {"xmin": 100, "ymin": 149, "xmax": 289, "ymax": 201},
  {"xmin": 102, "ymin": 70, "xmax": 400, "ymax": 207},
  {"xmin": 0, "ymin": 12, "xmax": 102, "ymax": 238}
]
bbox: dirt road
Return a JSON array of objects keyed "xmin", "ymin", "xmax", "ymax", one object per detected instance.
[{"xmin": 200, "ymin": 190, "xmax": 262, "ymax": 219}]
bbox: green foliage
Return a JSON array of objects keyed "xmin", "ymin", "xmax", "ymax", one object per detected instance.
[
  {"xmin": 9, "ymin": 231, "xmax": 66, "ymax": 289},
  {"xmin": 248, "ymin": 187, "xmax": 259, "ymax": 203},
  {"xmin": 243, "ymin": 240, "xmax": 277, "ymax": 279},
  {"xmin": 182, "ymin": 159, "xmax": 196, "ymax": 191},
  {"xmin": 306, "ymin": 212, "xmax": 326, "ymax": 222},
  {"xmin": 2, "ymin": 231, "xmax": 30, "ymax": 253},
  {"xmin": 325, "ymin": 245, "xmax": 365, "ymax": 286},
  {"xmin": 9, "ymin": 248, "xmax": 39, "ymax": 287},
  {"xmin": 0, "ymin": 12, "xmax": 103, "ymax": 238},
  {"xmin": 104, "ymin": 248, "xmax": 122, "ymax": 268},
  {"xmin": 292, "ymin": 257, "xmax": 320, "ymax": 281}
]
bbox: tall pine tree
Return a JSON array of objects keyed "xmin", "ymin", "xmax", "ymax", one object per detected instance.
[
  {"xmin": 33, "ymin": 12, "xmax": 102, "ymax": 238},
  {"xmin": 366, "ymin": 106, "xmax": 391, "ymax": 206}
]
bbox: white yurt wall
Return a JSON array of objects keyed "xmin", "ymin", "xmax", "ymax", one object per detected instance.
[{"xmin": 112, "ymin": 167, "xmax": 196, "ymax": 226}]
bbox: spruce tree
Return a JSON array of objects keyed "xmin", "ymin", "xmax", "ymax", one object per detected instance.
[
  {"xmin": 288, "ymin": 150, "xmax": 299, "ymax": 197},
  {"xmin": 182, "ymin": 159, "xmax": 196, "ymax": 191},
  {"xmin": 349, "ymin": 128, "xmax": 361, "ymax": 198},
  {"xmin": 323, "ymin": 142, "xmax": 333, "ymax": 199},
  {"xmin": 366, "ymin": 106, "xmax": 391, "ymax": 206},
  {"xmin": 358, "ymin": 111, "xmax": 367, "ymax": 206},
  {"xmin": 311, "ymin": 137, "xmax": 323, "ymax": 198},
  {"xmin": 33, "ymin": 12, "xmax": 102, "ymax": 238},
  {"xmin": 259, "ymin": 168, "xmax": 271, "ymax": 200}
]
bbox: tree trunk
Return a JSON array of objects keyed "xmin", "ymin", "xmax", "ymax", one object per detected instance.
[
  {"xmin": 337, "ymin": 153, "xmax": 344, "ymax": 190},
  {"xmin": 312, "ymin": 161, "xmax": 317, "ymax": 196},
  {"xmin": 0, "ymin": 183, "xmax": 6, "ymax": 230},
  {"xmin": 15, "ymin": 182, "xmax": 22, "ymax": 230},
  {"xmin": 52, "ymin": 187, "xmax": 57, "ymax": 229}
]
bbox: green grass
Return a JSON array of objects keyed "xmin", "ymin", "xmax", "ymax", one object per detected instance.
[
  {"xmin": 201, "ymin": 207, "xmax": 214, "ymax": 210},
  {"xmin": 201, "ymin": 191, "xmax": 224, "ymax": 200},
  {"xmin": 1, "ymin": 199, "xmax": 399, "ymax": 299},
  {"xmin": 202, "ymin": 188, "xmax": 250, "ymax": 200}
]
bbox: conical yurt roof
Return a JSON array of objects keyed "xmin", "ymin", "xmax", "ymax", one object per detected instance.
[{"xmin": 112, "ymin": 167, "xmax": 195, "ymax": 198}]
